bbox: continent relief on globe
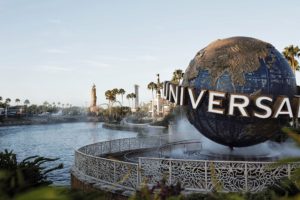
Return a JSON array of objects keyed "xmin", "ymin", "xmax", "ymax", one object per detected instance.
[{"xmin": 181, "ymin": 36, "xmax": 297, "ymax": 148}]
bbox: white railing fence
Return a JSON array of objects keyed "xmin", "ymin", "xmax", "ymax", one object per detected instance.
[
  {"xmin": 74, "ymin": 136, "xmax": 300, "ymax": 192},
  {"xmin": 139, "ymin": 157, "xmax": 300, "ymax": 193}
]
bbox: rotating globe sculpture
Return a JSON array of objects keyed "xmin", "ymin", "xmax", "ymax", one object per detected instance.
[{"xmin": 183, "ymin": 36, "xmax": 297, "ymax": 148}]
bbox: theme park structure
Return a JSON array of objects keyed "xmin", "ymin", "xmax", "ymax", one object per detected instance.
[{"xmin": 72, "ymin": 37, "xmax": 300, "ymax": 196}]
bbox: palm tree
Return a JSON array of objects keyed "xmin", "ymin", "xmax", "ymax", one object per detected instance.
[
  {"xmin": 43, "ymin": 101, "xmax": 49, "ymax": 107},
  {"xmin": 171, "ymin": 69, "xmax": 184, "ymax": 84},
  {"xmin": 111, "ymin": 88, "xmax": 119, "ymax": 102},
  {"xmin": 126, "ymin": 93, "xmax": 132, "ymax": 108},
  {"xmin": 105, "ymin": 90, "xmax": 116, "ymax": 115},
  {"xmin": 147, "ymin": 82, "xmax": 157, "ymax": 100},
  {"xmin": 105, "ymin": 90, "xmax": 116, "ymax": 104},
  {"xmin": 5, "ymin": 98, "xmax": 11, "ymax": 118},
  {"xmin": 15, "ymin": 98, "xmax": 20, "ymax": 106},
  {"xmin": 5, "ymin": 98, "xmax": 11, "ymax": 105},
  {"xmin": 23, "ymin": 99, "xmax": 30, "ymax": 117},
  {"xmin": 283, "ymin": 45, "xmax": 300, "ymax": 74},
  {"xmin": 130, "ymin": 93, "xmax": 136, "ymax": 108},
  {"xmin": 148, "ymin": 82, "xmax": 157, "ymax": 116},
  {"xmin": 24, "ymin": 99, "xmax": 30, "ymax": 106},
  {"xmin": 111, "ymin": 88, "xmax": 118, "ymax": 95},
  {"xmin": 118, "ymin": 88, "xmax": 126, "ymax": 105}
]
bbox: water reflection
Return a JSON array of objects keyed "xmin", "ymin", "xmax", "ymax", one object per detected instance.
[{"xmin": 0, "ymin": 122, "xmax": 137, "ymax": 186}]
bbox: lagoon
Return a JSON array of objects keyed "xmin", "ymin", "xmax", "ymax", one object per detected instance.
[{"xmin": 0, "ymin": 122, "xmax": 137, "ymax": 186}]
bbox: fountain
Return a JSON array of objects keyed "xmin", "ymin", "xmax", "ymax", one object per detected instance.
[{"xmin": 71, "ymin": 37, "xmax": 300, "ymax": 196}]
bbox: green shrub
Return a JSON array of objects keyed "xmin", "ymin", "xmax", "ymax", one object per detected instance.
[{"xmin": 0, "ymin": 150, "xmax": 63, "ymax": 198}]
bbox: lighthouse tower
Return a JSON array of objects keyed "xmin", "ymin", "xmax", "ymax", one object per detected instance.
[{"xmin": 89, "ymin": 84, "xmax": 98, "ymax": 112}]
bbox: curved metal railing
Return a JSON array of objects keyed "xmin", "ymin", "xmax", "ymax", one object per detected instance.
[
  {"xmin": 75, "ymin": 136, "xmax": 172, "ymax": 190},
  {"xmin": 74, "ymin": 136, "xmax": 300, "ymax": 192}
]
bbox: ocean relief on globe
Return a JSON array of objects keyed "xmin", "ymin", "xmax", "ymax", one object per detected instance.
[{"xmin": 182, "ymin": 36, "xmax": 297, "ymax": 148}]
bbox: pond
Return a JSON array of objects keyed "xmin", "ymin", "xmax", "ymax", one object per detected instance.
[{"xmin": 0, "ymin": 122, "xmax": 137, "ymax": 186}]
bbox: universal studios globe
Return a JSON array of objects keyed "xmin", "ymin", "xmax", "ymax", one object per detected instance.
[{"xmin": 183, "ymin": 36, "xmax": 297, "ymax": 148}]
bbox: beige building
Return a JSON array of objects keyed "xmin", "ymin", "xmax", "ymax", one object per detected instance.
[
  {"xmin": 148, "ymin": 74, "xmax": 172, "ymax": 118},
  {"xmin": 149, "ymin": 94, "xmax": 172, "ymax": 118}
]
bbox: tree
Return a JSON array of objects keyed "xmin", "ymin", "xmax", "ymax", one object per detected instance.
[
  {"xmin": 105, "ymin": 90, "xmax": 116, "ymax": 104},
  {"xmin": 43, "ymin": 101, "xmax": 49, "ymax": 107},
  {"xmin": 171, "ymin": 69, "xmax": 184, "ymax": 84},
  {"xmin": 283, "ymin": 45, "xmax": 300, "ymax": 74},
  {"xmin": 126, "ymin": 93, "xmax": 132, "ymax": 108},
  {"xmin": 0, "ymin": 96, "xmax": 2, "ymax": 103},
  {"xmin": 118, "ymin": 88, "xmax": 126, "ymax": 105},
  {"xmin": 5, "ymin": 98, "xmax": 11, "ymax": 105},
  {"xmin": 15, "ymin": 98, "xmax": 20, "ymax": 106},
  {"xmin": 111, "ymin": 88, "xmax": 119, "ymax": 96},
  {"xmin": 23, "ymin": 100, "xmax": 30, "ymax": 117},
  {"xmin": 4, "ymin": 98, "xmax": 11, "ymax": 118},
  {"xmin": 126, "ymin": 93, "xmax": 136, "ymax": 109},
  {"xmin": 24, "ymin": 99, "xmax": 30, "ymax": 106},
  {"xmin": 131, "ymin": 93, "xmax": 136, "ymax": 108},
  {"xmin": 111, "ymin": 88, "xmax": 119, "ymax": 102},
  {"xmin": 105, "ymin": 90, "xmax": 116, "ymax": 115},
  {"xmin": 147, "ymin": 82, "xmax": 157, "ymax": 100},
  {"xmin": 0, "ymin": 150, "xmax": 63, "ymax": 197},
  {"xmin": 148, "ymin": 82, "xmax": 157, "ymax": 117}
]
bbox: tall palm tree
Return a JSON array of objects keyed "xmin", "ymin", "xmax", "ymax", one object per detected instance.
[
  {"xmin": 15, "ymin": 98, "xmax": 20, "ymax": 106},
  {"xmin": 118, "ymin": 88, "xmax": 126, "ymax": 105},
  {"xmin": 147, "ymin": 82, "xmax": 157, "ymax": 100},
  {"xmin": 171, "ymin": 69, "xmax": 184, "ymax": 84},
  {"xmin": 283, "ymin": 45, "xmax": 300, "ymax": 74},
  {"xmin": 24, "ymin": 99, "xmax": 30, "ymax": 106},
  {"xmin": 112, "ymin": 88, "xmax": 118, "ymax": 96},
  {"xmin": 148, "ymin": 82, "xmax": 157, "ymax": 116},
  {"xmin": 105, "ymin": 90, "xmax": 116, "ymax": 104},
  {"xmin": 5, "ymin": 98, "xmax": 11, "ymax": 118},
  {"xmin": 126, "ymin": 93, "xmax": 132, "ymax": 108},
  {"xmin": 110, "ymin": 88, "xmax": 119, "ymax": 103},
  {"xmin": 43, "ymin": 101, "xmax": 49, "ymax": 107},
  {"xmin": 130, "ymin": 93, "xmax": 136, "ymax": 108},
  {"xmin": 23, "ymin": 99, "xmax": 30, "ymax": 117},
  {"xmin": 105, "ymin": 90, "xmax": 116, "ymax": 115},
  {"xmin": 5, "ymin": 98, "xmax": 11, "ymax": 105}
]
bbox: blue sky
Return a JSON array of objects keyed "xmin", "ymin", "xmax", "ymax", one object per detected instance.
[{"xmin": 0, "ymin": 0, "xmax": 299, "ymax": 106}]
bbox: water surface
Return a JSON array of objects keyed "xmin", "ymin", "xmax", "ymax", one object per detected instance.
[{"xmin": 0, "ymin": 122, "xmax": 137, "ymax": 185}]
